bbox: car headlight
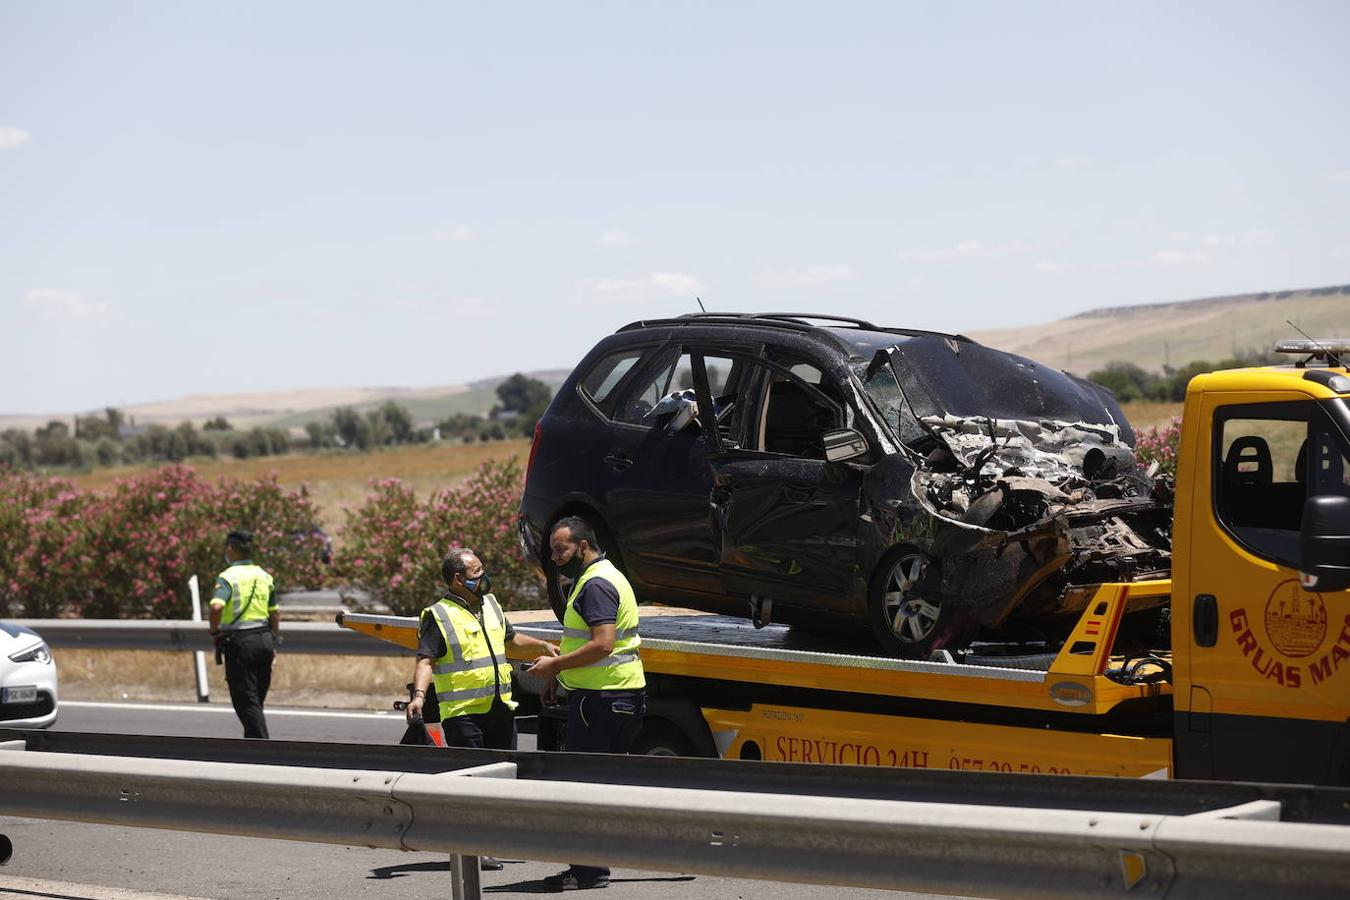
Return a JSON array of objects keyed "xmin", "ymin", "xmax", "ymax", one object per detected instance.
[{"xmin": 9, "ymin": 641, "xmax": 52, "ymax": 665}]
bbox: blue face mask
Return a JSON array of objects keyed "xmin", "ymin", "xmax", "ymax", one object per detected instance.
[{"xmin": 463, "ymin": 572, "xmax": 491, "ymax": 597}]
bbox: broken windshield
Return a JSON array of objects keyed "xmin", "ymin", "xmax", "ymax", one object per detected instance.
[{"xmin": 886, "ymin": 335, "xmax": 1136, "ymax": 446}]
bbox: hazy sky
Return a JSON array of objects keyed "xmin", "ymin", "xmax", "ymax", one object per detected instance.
[{"xmin": 3, "ymin": 1, "xmax": 1348, "ymax": 413}]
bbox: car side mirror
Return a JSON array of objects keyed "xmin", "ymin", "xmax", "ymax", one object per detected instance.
[
  {"xmin": 823, "ymin": 428, "xmax": 868, "ymax": 463},
  {"xmin": 1300, "ymin": 495, "xmax": 1350, "ymax": 592}
]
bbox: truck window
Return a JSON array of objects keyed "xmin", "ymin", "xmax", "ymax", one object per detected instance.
[{"xmin": 1214, "ymin": 402, "xmax": 1310, "ymax": 567}]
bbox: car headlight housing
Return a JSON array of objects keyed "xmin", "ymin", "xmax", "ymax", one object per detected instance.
[{"xmin": 9, "ymin": 641, "xmax": 52, "ymax": 665}]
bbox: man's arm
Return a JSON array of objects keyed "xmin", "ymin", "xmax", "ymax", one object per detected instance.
[
  {"xmin": 406, "ymin": 657, "xmax": 434, "ymax": 723},
  {"xmin": 209, "ymin": 576, "xmax": 229, "ymax": 637},
  {"xmin": 506, "ymin": 631, "xmax": 560, "ymax": 660},
  {"xmin": 527, "ymin": 623, "xmax": 614, "ymax": 678},
  {"xmin": 268, "ymin": 583, "xmax": 280, "ymax": 637}
]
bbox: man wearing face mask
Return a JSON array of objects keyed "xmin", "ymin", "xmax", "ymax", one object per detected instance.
[
  {"xmin": 526, "ymin": 516, "xmax": 645, "ymax": 891},
  {"xmin": 407, "ymin": 548, "xmax": 558, "ymax": 752}
]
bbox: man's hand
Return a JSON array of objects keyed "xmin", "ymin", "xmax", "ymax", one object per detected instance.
[
  {"xmin": 538, "ymin": 642, "xmax": 560, "ymax": 659},
  {"xmin": 406, "ymin": 696, "xmax": 424, "ymax": 724},
  {"xmin": 526, "ymin": 654, "xmax": 560, "ymax": 679}
]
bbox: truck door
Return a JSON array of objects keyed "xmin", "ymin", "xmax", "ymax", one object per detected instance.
[
  {"xmin": 1176, "ymin": 393, "xmax": 1350, "ymax": 783},
  {"xmin": 694, "ymin": 352, "xmax": 865, "ymax": 612}
]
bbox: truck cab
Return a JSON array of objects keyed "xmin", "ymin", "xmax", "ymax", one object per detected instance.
[{"xmin": 1172, "ymin": 340, "xmax": 1350, "ymax": 783}]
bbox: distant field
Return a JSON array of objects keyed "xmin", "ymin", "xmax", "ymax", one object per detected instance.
[
  {"xmin": 1119, "ymin": 401, "xmax": 1182, "ymax": 429},
  {"xmin": 64, "ymin": 438, "xmax": 532, "ymax": 528}
]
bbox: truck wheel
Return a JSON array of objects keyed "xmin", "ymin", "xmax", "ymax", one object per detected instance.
[
  {"xmin": 543, "ymin": 513, "xmax": 621, "ymax": 623},
  {"xmin": 867, "ymin": 548, "xmax": 974, "ymax": 659},
  {"xmin": 631, "ymin": 721, "xmax": 697, "ymax": 757}
]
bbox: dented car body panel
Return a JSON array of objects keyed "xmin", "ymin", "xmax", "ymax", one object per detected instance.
[{"xmin": 519, "ymin": 314, "xmax": 1171, "ymax": 656}]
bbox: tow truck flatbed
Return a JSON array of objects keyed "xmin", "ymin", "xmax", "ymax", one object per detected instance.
[{"xmin": 339, "ymin": 580, "xmax": 1176, "ymax": 778}]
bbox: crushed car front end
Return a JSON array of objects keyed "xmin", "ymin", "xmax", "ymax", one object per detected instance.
[{"xmin": 855, "ymin": 333, "xmax": 1171, "ymax": 654}]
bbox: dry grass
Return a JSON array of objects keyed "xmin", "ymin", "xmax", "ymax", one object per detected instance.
[
  {"xmin": 54, "ymin": 648, "xmax": 414, "ymax": 710},
  {"xmin": 62, "ymin": 438, "xmax": 532, "ymax": 527},
  {"xmin": 1119, "ymin": 401, "xmax": 1183, "ymax": 430}
]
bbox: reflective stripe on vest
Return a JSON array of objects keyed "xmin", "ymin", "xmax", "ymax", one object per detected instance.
[
  {"xmin": 426, "ymin": 595, "xmax": 516, "ymax": 716},
  {"xmin": 219, "ymin": 564, "xmax": 273, "ymax": 630},
  {"xmin": 558, "ymin": 558, "xmax": 645, "ymax": 691}
]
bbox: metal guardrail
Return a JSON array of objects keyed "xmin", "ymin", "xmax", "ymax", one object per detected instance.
[
  {"xmin": 1, "ymin": 731, "xmax": 1349, "ymax": 899},
  {"xmin": 10, "ymin": 618, "xmax": 401, "ymax": 656}
]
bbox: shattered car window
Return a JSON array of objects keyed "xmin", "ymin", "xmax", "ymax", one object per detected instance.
[
  {"xmin": 860, "ymin": 354, "xmax": 926, "ymax": 448},
  {"xmin": 888, "ymin": 335, "xmax": 1134, "ymax": 444}
]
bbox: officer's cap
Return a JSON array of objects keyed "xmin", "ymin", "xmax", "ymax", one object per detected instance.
[{"xmin": 225, "ymin": 529, "xmax": 255, "ymax": 548}]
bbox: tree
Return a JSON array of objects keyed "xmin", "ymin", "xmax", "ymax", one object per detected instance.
[
  {"xmin": 375, "ymin": 401, "xmax": 415, "ymax": 444},
  {"xmin": 495, "ymin": 374, "xmax": 552, "ymax": 415},
  {"xmin": 1087, "ymin": 362, "xmax": 1156, "ymax": 403},
  {"xmin": 75, "ymin": 408, "xmax": 124, "ymax": 442},
  {"xmin": 305, "ymin": 420, "xmax": 337, "ymax": 449},
  {"xmin": 331, "ymin": 407, "xmax": 373, "ymax": 450},
  {"xmin": 202, "ymin": 416, "xmax": 233, "ymax": 432}
]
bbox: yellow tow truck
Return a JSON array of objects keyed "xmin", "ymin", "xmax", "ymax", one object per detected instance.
[{"xmin": 341, "ymin": 341, "xmax": 1350, "ymax": 785}]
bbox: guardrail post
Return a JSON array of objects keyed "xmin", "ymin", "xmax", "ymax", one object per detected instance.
[
  {"xmin": 448, "ymin": 853, "xmax": 481, "ymax": 900},
  {"xmin": 188, "ymin": 576, "xmax": 210, "ymax": 703},
  {"xmin": 440, "ymin": 760, "xmax": 516, "ymax": 900}
]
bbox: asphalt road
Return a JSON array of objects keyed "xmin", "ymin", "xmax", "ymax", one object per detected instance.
[{"xmin": 0, "ymin": 701, "xmax": 968, "ymax": 900}]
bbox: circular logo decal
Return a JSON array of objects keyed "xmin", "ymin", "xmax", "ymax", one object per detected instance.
[{"xmin": 1263, "ymin": 579, "xmax": 1327, "ymax": 658}]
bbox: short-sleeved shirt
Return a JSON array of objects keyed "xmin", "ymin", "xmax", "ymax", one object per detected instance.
[
  {"xmin": 570, "ymin": 557, "xmax": 621, "ymax": 629},
  {"xmin": 209, "ymin": 560, "xmax": 277, "ymax": 611},
  {"xmin": 417, "ymin": 594, "xmax": 516, "ymax": 661}
]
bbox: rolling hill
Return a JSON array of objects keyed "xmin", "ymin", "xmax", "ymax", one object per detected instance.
[{"xmin": 969, "ymin": 284, "xmax": 1349, "ymax": 376}]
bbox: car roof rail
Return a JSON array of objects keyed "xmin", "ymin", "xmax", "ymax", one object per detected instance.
[{"xmin": 617, "ymin": 312, "xmax": 974, "ymax": 343}]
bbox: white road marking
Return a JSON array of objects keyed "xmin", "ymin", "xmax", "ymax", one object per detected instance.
[
  {"xmin": 61, "ymin": 700, "xmax": 394, "ymax": 720},
  {"xmin": 0, "ymin": 874, "xmax": 211, "ymax": 899}
]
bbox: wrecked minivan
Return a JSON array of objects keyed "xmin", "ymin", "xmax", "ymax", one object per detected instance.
[{"xmin": 518, "ymin": 313, "xmax": 1171, "ymax": 658}]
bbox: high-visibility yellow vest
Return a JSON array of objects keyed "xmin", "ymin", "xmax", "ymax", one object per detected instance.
[
  {"xmin": 558, "ymin": 558, "xmax": 645, "ymax": 691},
  {"xmin": 218, "ymin": 564, "xmax": 274, "ymax": 630},
  {"xmin": 425, "ymin": 594, "xmax": 516, "ymax": 718}
]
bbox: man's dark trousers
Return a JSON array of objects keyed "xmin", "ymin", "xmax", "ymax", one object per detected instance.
[
  {"xmin": 562, "ymin": 688, "xmax": 646, "ymax": 881},
  {"xmin": 440, "ymin": 697, "xmax": 518, "ymax": 749},
  {"xmin": 223, "ymin": 628, "xmax": 274, "ymax": 739}
]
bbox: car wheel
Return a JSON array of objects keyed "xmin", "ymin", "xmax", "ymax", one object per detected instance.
[
  {"xmin": 867, "ymin": 547, "xmax": 974, "ymax": 659},
  {"xmin": 543, "ymin": 513, "xmax": 621, "ymax": 623},
  {"xmin": 630, "ymin": 721, "xmax": 696, "ymax": 757}
]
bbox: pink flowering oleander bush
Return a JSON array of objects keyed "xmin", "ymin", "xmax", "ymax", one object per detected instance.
[
  {"xmin": 335, "ymin": 457, "xmax": 543, "ymax": 615},
  {"xmin": 0, "ymin": 469, "xmax": 98, "ymax": 617},
  {"xmin": 0, "ymin": 465, "xmax": 328, "ymax": 618},
  {"xmin": 1135, "ymin": 417, "xmax": 1182, "ymax": 478}
]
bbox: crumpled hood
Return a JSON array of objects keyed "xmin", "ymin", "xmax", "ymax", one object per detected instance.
[{"xmin": 887, "ymin": 335, "xmax": 1134, "ymax": 446}]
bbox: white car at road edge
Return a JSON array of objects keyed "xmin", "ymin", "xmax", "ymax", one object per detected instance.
[{"xmin": 0, "ymin": 621, "xmax": 59, "ymax": 728}]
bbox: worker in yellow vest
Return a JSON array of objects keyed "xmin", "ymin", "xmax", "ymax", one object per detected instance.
[
  {"xmin": 527, "ymin": 516, "xmax": 646, "ymax": 891},
  {"xmin": 407, "ymin": 548, "xmax": 558, "ymax": 749},
  {"xmin": 208, "ymin": 530, "xmax": 278, "ymax": 739}
]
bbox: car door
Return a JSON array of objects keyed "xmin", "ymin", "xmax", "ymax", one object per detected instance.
[
  {"xmin": 691, "ymin": 351, "xmax": 866, "ymax": 612},
  {"xmin": 602, "ymin": 343, "xmax": 753, "ymax": 598},
  {"xmin": 1176, "ymin": 393, "xmax": 1350, "ymax": 782}
]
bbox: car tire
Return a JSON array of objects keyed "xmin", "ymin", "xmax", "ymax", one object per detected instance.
[
  {"xmin": 543, "ymin": 513, "xmax": 621, "ymax": 623},
  {"xmin": 630, "ymin": 721, "xmax": 697, "ymax": 757},
  {"xmin": 866, "ymin": 546, "xmax": 975, "ymax": 659}
]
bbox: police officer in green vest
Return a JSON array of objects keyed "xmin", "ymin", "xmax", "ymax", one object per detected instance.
[
  {"xmin": 208, "ymin": 530, "xmax": 278, "ymax": 739},
  {"xmin": 527, "ymin": 516, "xmax": 646, "ymax": 891}
]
